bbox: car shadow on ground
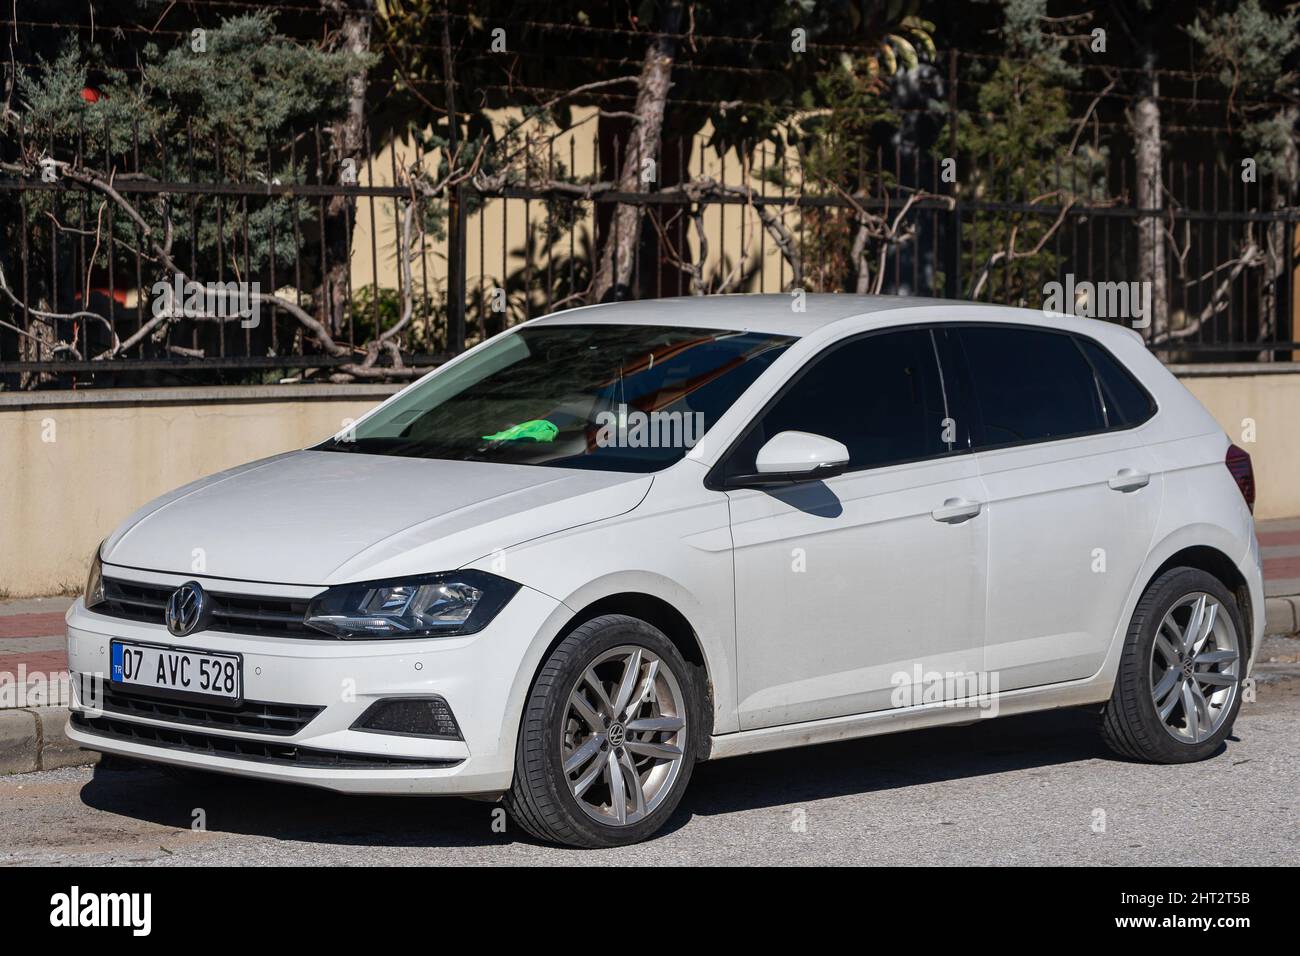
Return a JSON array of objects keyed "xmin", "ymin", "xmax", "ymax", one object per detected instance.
[
  {"xmin": 75, "ymin": 703, "xmax": 1166, "ymax": 850},
  {"xmin": 78, "ymin": 762, "xmax": 505, "ymax": 849},
  {"xmin": 685, "ymin": 705, "xmax": 1126, "ymax": 818}
]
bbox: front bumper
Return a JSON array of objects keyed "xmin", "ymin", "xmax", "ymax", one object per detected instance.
[{"xmin": 65, "ymin": 573, "xmax": 563, "ymax": 796}]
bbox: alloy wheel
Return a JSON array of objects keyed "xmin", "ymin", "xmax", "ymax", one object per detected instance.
[
  {"xmin": 560, "ymin": 644, "xmax": 687, "ymax": 827},
  {"xmin": 1149, "ymin": 592, "xmax": 1240, "ymax": 744}
]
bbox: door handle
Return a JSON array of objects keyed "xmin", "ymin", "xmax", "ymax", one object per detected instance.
[
  {"xmin": 1108, "ymin": 468, "xmax": 1150, "ymax": 492},
  {"xmin": 931, "ymin": 497, "xmax": 982, "ymax": 523}
]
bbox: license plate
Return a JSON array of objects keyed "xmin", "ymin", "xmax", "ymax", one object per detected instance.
[{"xmin": 111, "ymin": 640, "xmax": 242, "ymax": 702}]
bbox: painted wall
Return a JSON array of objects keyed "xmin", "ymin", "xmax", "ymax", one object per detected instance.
[
  {"xmin": 1179, "ymin": 372, "xmax": 1297, "ymax": 521},
  {"xmin": 0, "ymin": 372, "xmax": 1294, "ymax": 597},
  {"xmin": 0, "ymin": 386, "xmax": 397, "ymax": 598}
]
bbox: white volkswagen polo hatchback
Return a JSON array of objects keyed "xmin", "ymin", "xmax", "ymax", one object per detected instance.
[{"xmin": 67, "ymin": 295, "xmax": 1262, "ymax": 847}]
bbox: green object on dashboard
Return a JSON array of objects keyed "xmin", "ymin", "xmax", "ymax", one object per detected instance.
[{"xmin": 482, "ymin": 419, "xmax": 558, "ymax": 443}]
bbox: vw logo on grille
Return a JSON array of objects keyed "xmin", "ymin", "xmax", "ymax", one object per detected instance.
[{"xmin": 165, "ymin": 581, "xmax": 209, "ymax": 637}]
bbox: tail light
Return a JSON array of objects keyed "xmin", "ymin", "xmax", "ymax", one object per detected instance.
[{"xmin": 1225, "ymin": 444, "xmax": 1255, "ymax": 513}]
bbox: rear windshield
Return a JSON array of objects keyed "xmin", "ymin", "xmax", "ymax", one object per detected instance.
[{"xmin": 317, "ymin": 324, "xmax": 795, "ymax": 473}]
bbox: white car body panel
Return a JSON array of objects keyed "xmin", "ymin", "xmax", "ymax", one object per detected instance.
[
  {"xmin": 459, "ymin": 459, "xmax": 742, "ymax": 735},
  {"xmin": 729, "ymin": 452, "xmax": 987, "ymax": 728},
  {"xmin": 977, "ymin": 430, "xmax": 1164, "ymax": 690},
  {"xmin": 102, "ymin": 451, "xmax": 652, "ymax": 585},
  {"xmin": 66, "ymin": 295, "xmax": 1263, "ymax": 796}
]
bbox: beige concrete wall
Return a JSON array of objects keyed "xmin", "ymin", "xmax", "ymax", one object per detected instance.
[
  {"xmin": 0, "ymin": 386, "xmax": 397, "ymax": 598},
  {"xmin": 2, "ymin": 371, "xmax": 1296, "ymax": 597},
  {"xmin": 1178, "ymin": 371, "xmax": 1300, "ymax": 520}
]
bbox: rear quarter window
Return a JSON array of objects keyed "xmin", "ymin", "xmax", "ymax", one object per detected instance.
[{"xmin": 1075, "ymin": 336, "xmax": 1156, "ymax": 427}]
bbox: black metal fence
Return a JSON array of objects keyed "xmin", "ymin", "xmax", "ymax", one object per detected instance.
[{"xmin": 2, "ymin": 118, "xmax": 1298, "ymax": 390}]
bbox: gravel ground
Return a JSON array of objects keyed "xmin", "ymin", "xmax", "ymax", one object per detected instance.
[{"xmin": 3, "ymin": 652, "xmax": 1297, "ymax": 867}]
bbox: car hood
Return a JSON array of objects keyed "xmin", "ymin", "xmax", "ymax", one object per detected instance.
[{"xmin": 102, "ymin": 450, "xmax": 652, "ymax": 586}]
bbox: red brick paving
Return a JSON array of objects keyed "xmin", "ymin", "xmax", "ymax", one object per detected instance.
[
  {"xmin": 0, "ymin": 612, "xmax": 67, "ymax": 639},
  {"xmin": 0, "ymin": 612, "xmax": 70, "ymax": 699},
  {"xmin": 0, "ymin": 649, "xmax": 68, "ymax": 675},
  {"xmin": 1263, "ymin": 555, "xmax": 1300, "ymax": 579},
  {"xmin": 1259, "ymin": 530, "xmax": 1300, "ymax": 548}
]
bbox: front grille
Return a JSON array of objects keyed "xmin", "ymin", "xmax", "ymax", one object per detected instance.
[
  {"xmin": 81, "ymin": 675, "xmax": 322, "ymax": 736},
  {"xmin": 71, "ymin": 712, "xmax": 462, "ymax": 770},
  {"xmin": 98, "ymin": 578, "xmax": 317, "ymax": 638}
]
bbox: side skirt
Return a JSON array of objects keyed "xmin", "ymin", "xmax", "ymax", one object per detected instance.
[{"xmin": 704, "ymin": 677, "xmax": 1111, "ymax": 761}]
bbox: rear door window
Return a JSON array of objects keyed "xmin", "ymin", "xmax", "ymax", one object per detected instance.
[{"xmin": 957, "ymin": 326, "xmax": 1105, "ymax": 447}]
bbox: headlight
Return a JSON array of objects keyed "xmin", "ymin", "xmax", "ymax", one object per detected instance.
[
  {"xmin": 304, "ymin": 570, "xmax": 520, "ymax": 639},
  {"xmin": 84, "ymin": 544, "xmax": 106, "ymax": 610}
]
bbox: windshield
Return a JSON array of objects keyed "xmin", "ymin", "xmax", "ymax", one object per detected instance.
[{"xmin": 317, "ymin": 323, "xmax": 795, "ymax": 473}]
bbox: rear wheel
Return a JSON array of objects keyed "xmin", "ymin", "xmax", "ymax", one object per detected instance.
[
  {"xmin": 504, "ymin": 614, "xmax": 700, "ymax": 847},
  {"xmin": 1100, "ymin": 567, "xmax": 1246, "ymax": 763}
]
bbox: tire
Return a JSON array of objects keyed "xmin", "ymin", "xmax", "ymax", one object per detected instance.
[
  {"xmin": 1100, "ymin": 567, "xmax": 1247, "ymax": 763},
  {"xmin": 504, "ymin": 614, "xmax": 701, "ymax": 848}
]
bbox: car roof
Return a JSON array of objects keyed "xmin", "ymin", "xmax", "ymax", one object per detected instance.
[{"xmin": 531, "ymin": 293, "xmax": 1006, "ymax": 336}]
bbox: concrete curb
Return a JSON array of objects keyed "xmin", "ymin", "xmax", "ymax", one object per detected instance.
[
  {"xmin": 0, "ymin": 707, "xmax": 98, "ymax": 775},
  {"xmin": 1264, "ymin": 596, "xmax": 1300, "ymax": 636}
]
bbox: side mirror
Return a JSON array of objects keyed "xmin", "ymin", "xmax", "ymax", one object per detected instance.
[{"xmin": 724, "ymin": 431, "xmax": 851, "ymax": 488}]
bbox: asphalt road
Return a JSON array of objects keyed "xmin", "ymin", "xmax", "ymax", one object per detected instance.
[{"xmin": 4, "ymin": 647, "xmax": 1298, "ymax": 867}]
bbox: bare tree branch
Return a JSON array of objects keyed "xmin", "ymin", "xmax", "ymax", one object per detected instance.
[{"xmin": 967, "ymin": 192, "xmax": 1078, "ymax": 299}]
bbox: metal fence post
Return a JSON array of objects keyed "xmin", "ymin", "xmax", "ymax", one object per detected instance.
[
  {"xmin": 447, "ymin": 183, "xmax": 467, "ymax": 353},
  {"xmin": 945, "ymin": 49, "xmax": 962, "ymax": 300}
]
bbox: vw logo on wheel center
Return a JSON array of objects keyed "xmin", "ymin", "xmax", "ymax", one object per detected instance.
[{"xmin": 165, "ymin": 581, "xmax": 208, "ymax": 637}]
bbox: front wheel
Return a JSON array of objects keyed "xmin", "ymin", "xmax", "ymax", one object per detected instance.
[
  {"xmin": 1100, "ymin": 567, "xmax": 1246, "ymax": 763},
  {"xmin": 504, "ymin": 614, "xmax": 701, "ymax": 847}
]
